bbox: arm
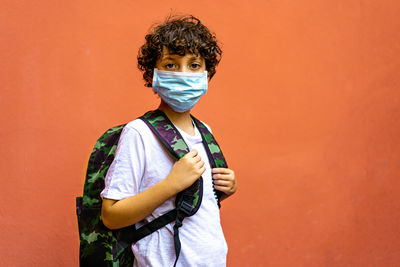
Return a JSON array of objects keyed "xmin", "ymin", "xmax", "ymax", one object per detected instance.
[
  {"xmin": 212, "ymin": 168, "xmax": 237, "ymax": 201},
  {"xmin": 101, "ymin": 149, "xmax": 205, "ymax": 230}
]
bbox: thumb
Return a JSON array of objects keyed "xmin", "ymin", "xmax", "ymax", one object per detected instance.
[{"xmin": 185, "ymin": 149, "xmax": 198, "ymax": 158}]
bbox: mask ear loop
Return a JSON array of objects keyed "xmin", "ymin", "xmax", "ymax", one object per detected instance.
[
  {"xmin": 152, "ymin": 68, "xmax": 160, "ymax": 93},
  {"xmin": 202, "ymin": 71, "xmax": 208, "ymax": 95}
]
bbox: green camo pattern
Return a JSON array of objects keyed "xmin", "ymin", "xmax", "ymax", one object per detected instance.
[
  {"xmin": 76, "ymin": 123, "xmax": 136, "ymax": 266},
  {"xmin": 76, "ymin": 110, "xmax": 228, "ymax": 266}
]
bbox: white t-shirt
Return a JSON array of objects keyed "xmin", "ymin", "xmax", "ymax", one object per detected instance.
[{"xmin": 100, "ymin": 118, "xmax": 228, "ymax": 267}]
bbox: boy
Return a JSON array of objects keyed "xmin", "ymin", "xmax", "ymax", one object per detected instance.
[{"xmin": 101, "ymin": 15, "xmax": 237, "ymax": 266}]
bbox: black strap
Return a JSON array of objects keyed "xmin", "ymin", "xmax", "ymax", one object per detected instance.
[
  {"xmin": 131, "ymin": 209, "xmax": 177, "ymax": 243},
  {"xmin": 173, "ymin": 211, "xmax": 185, "ymax": 267},
  {"xmin": 130, "ymin": 209, "xmax": 187, "ymax": 267}
]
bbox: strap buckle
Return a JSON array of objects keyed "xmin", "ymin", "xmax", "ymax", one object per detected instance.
[
  {"xmin": 177, "ymin": 195, "xmax": 195, "ymax": 216},
  {"xmin": 178, "ymin": 200, "xmax": 194, "ymax": 216}
]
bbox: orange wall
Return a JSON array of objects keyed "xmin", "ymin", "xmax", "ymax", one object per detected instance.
[{"xmin": 1, "ymin": 1, "xmax": 400, "ymax": 266}]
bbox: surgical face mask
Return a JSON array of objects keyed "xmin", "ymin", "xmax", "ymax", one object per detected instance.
[{"xmin": 152, "ymin": 68, "xmax": 208, "ymax": 113}]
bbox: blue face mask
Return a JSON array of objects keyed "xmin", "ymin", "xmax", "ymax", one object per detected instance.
[{"xmin": 152, "ymin": 68, "xmax": 208, "ymax": 113}]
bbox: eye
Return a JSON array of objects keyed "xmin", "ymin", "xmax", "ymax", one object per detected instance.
[
  {"xmin": 165, "ymin": 63, "xmax": 176, "ymax": 70},
  {"xmin": 190, "ymin": 63, "xmax": 201, "ymax": 70}
]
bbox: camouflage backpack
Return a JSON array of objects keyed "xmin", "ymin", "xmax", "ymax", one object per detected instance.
[{"xmin": 76, "ymin": 109, "xmax": 228, "ymax": 266}]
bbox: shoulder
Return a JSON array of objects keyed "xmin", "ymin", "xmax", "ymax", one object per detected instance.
[
  {"xmin": 117, "ymin": 117, "xmax": 161, "ymax": 141},
  {"xmin": 119, "ymin": 117, "xmax": 161, "ymax": 148},
  {"xmin": 124, "ymin": 117, "xmax": 151, "ymax": 135},
  {"xmin": 111, "ymin": 118, "xmax": 152, "ymax": 149}
]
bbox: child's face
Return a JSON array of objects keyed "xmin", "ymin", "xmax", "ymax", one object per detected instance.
[{"xmin": 155, "ymin": 47, "xmax": 206, "ymax": 73}]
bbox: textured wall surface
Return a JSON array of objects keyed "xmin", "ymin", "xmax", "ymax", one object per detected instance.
[{"xmin": 1, "ymin": 0, "xmax": 399, "ymax": 266}]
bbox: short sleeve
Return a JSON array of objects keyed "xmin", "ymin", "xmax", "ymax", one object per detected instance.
[{"xmin": 100, "ymin": 125, "xmax": 145, "ymax": 200}]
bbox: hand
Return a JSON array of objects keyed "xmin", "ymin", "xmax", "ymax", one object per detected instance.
[
  {"xmin": 166, "ymin": 149, "xmax": 205, "ymax": 192},
  {"xmin": 212, "ymin": 168, "xmax": 237, "ymax": 198}
]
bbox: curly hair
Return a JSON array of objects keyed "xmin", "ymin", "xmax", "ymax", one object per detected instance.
[{"xmin": 137, "ymin": 15, "xmax": 222, "ymax": 87}]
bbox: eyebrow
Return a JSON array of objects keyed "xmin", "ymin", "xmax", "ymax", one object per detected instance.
[
  {"xmin": 161, "ymin": 55, "xmax": 201, "ymax": 60},
  {"xmin": 160, "ymin": 56, "xmax": 177, "ymax": 60}
]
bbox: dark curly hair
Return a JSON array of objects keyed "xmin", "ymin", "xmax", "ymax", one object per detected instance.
[{"xmin": 137, "ymin": 15, "xmax": 222, "ymax": 87}]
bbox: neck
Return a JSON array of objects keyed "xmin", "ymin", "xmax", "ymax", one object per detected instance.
[{"xmin": 158, "ymin": 101, "xmax": 195, "ymax": 136}]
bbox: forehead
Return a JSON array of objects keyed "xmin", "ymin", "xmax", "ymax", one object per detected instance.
[{"xmin": 158, "ymin": 46, "xmax": 204, "ymax": 61}]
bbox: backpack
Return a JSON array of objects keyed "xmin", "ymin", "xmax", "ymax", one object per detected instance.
[{"xmin": 76, "ymin": 109, "xmax": 228, "ymax": 266}]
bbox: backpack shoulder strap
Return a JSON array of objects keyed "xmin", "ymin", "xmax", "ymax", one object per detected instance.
[
  {"xmin": 191, "ymin": 116, "xmax": 228, "ymax": 206},
  {"xmin": 140, "ymin": 109, "xmax": 189, "ymax": 159},
  {"xmin": 191, "ymin": 117, "xmax": 228, "ymax": 168}
]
